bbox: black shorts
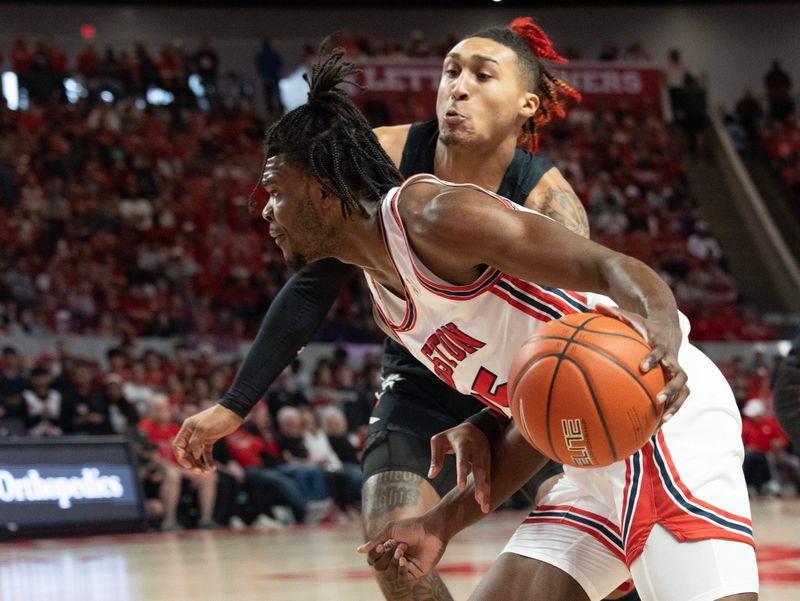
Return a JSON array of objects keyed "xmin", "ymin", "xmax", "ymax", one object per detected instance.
[{"xmin": 361, "ymin": 367, "xmax": 563, "ymax": 499}]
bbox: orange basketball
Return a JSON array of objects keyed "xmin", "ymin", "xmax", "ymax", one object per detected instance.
[{"xmin": 508, "ymin": 312, "xmax": 664, "ymax": 468}]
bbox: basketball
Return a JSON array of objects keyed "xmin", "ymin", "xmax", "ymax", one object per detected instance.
[{"xmin": 508, "ymin": 312, "xmax": 665, "ymax": 468}]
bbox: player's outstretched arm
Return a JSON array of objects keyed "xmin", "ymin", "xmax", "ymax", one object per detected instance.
[
  {"xmin": 359, "ymin": 425, "xmax": 548, "ymax": 577},
  {"xmin": 401, "ymin": 184, "xmax": 689, "ymax": 423},
  {"xmin": 173, "ymin": 258, "xmax": 354, "ymax": 471},
  {"xmin": 218, "ymin": 258, "xmax": 355, "ymax": 417}
]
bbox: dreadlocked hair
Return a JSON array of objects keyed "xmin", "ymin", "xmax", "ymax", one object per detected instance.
[
  {"xmin": 469, "ymin": 17, "xmax": 581, "ymax": 153},
  {"xmin": 251, "ymin": 44, "xmax": 404, "ymax": 218}
]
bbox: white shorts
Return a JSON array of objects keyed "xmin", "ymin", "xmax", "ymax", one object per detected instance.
[{"xmin": 502, "ymin": 343, "xmax": 759, "ymax": 601}]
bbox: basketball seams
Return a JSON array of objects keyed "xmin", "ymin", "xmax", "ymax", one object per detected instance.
[
  {"xmin": 573, "ymin": 341, "xmax": 661, "ymax": 413},
  {"xmin": 560, "ymin": 356, "xmax": 618, "ymax": 464},
  {"xmin": 529, "ymin": 330, "xmax": 652, "ymax": 352},
  {"xmin": 508, "ymin": 315, "xmax": 604, "ymax": 401},
  {"xmin": 519, "ymin": 336, "xmax": 661, "ymax": 412},
  {"xmin": 509, "ymin": 316, "xmax": 604, "ymax": 463},
  {"xmin": 509, "ymin": 313, "xmax": 661, "ymax": 467}
]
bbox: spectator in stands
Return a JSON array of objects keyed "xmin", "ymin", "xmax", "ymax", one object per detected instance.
[
  {"xmin": 598, "ymin": 42, "xmax": 620, "ymax": 61},
  {"xmin": 224, "ymin": 402, "xmax": 309, "ymax": 525},
  {"xmin": 103, "ymin": 373, "xmax": 140, "ymax": 435},
  {"xmin": 139, "ymin": 394, "xmax": 217, "ymax": 530},
  {"xmin": 0, "ymin": 346, "xmax": 30, "ymax": 424},
  {"xmin": 10, "ymin": 37, "xmax": 32, "ymax": 98},
  {"xmin": 665, "ymin": 48, "xmax": 688, "ymax": 124},
  {"xmin": 320, "ymin": 405, "xmax": 362, "ymax": 508},
  {"xmin": 300, "ymin": 405, "xmax": 359, "ymax": 518},
  {"xmin": 27, "ymin": 41, "xmax": 58, "ymax": 106},
  {"xmin": 686, "ymin": 220, "xmax": 722, "ymax": 261},
  {"xmin": 681, "ymin": 73, "xmax": 708, "ymax": 155},
  {"xmin": 308, "ymin": 361, "xmax": 338, "ymax": 409},
  {"xmin": 193, "ymin": 39, "xmax": 219, "ymax": 94},
  {"xmin": 764, "ymin": 59, "xmax": 795, "ymax": 121},
  {"xmin": 255, "ymin": 38, "xmax": 283, "ymax": 120},
  {"xmin": 106, "ymin": 347, "xmax": 130, "ymax": 381},
  {"xmin": 623, "ymin": 41, "xmax": 650, "ymax": 62},
  {"xmin": 742, "ymin": 398, "xmax": 800, "ymax": 496},
  {"xmin": 23, "ymin": 366, "xmax": 67, "ymax": 436},
  {"xmin": 266, "ymin": 367, "xmax": 309, "ymax": 423},
  {"xmin": 275, "ymin": 406, "xmax": 332, "ymax": 519},
  {"xmin": 334, "ymin": 363, "xmax": 372, "ymax": 431},
  {"xmin": 724, "ymin": 114, "xmax": 750, "ymax": 155},
  {"xmin": 735, "ymin": 89, "xmax": 763, "ymax": 145},
  {"xmin": 407, "ymin": 30, "xmax": 431, "ymax": 58},
  {"xmin": 66, "ymin": 360, "xmax": 111, "ymax": 435},
  {"xmin": 124, "ymin": 360, "xmax": 156, "ymax": 414}
]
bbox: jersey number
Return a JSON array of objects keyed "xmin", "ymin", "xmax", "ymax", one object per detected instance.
[{"xmin": 471, "ymin": 367, "xmax": 509, "ymax": 408}]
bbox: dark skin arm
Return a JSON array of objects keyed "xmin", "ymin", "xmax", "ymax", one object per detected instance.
[
  {"xmin": 360, "ymin": 422, "xmax": 548, "ymax": 578},
  {"xmin": 525, "ymin": 167, "xmax": 590, "ymax": 238},
  {"xmin": 375, "ymin": 126, "xmax": 590, "ymax": 240},
  {"xmin": 398, "ymin": 181, "xmax": 687, "ymax": 417}
]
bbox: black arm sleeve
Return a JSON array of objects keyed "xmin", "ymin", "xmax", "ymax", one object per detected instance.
[
  {"xmin": 465, "ymin": 407, "xmax": 512, "ymax": 445},
  {"xmin": 218, "ymin": 258, "xmax": 356, "ymax": 418}
]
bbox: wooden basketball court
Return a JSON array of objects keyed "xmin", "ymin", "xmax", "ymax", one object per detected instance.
[{"xmin": 1, "ymin": 499, "xmax": 799, "ymax": 601}]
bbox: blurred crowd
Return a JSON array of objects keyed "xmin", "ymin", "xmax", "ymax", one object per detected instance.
[
  {"xmin": 0, "ymin": 71, "xmax": 775, "ymax": 343},
  {"xmin": 725, "ymin": 60, "xmax": 799, "ymax": 220},
  {"xmin": 0, "ymin": 342, "xmax": 379, "ymax": 529},
  {"xmin": 0, "ymin": 36, "xmax": 246, "ymax": 111},
  {"xmin": 0, "ymin": 96, "xmax": 383, "ymax": 342},
  {"xmin": 539, "ymin": 107, "xmax": 774, "ymax": 341},
  {"xmin": 718, "ymin": 351, "xmax": 800, "ymax": 498},
  {"xmin": 1, "ymin": 338, "xmax": 796, "ymax": 534}
]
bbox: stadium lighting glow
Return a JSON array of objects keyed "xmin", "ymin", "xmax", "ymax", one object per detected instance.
[
  {"xmin": 188, "ymin": 74, "xmax": 205, "ymax": 98},
  {"xmin": 100, "ymin": 90, "xmax": 114, "ymax": 103},
  {"xmin": 146, "ymin": 87, "xmax": 174, "ymax": 105},
  {"xmin": 2, "ymin": 71, "xmax": 18, "ymax": 110},
  {"xmin": 63, "ymin": 78, "xmax": 87, "ymax": 104}
]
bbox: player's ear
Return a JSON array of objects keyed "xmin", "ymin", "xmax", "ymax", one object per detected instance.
[
  {"xmin": 521, "ymin": 92, "xmax": 540, "ymax": 121},
  {"xmin": 308, "ymin": 177, "xmax": 337, "ymax": 212}
]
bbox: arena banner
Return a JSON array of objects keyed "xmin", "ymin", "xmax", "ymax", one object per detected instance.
[
  {"xmin": 349, "ymin": 59, "xmax": 664, "ymax": 124},
  {"xmin": 0, "ymin": 436, "xmax": 147, "ymax": 539}
]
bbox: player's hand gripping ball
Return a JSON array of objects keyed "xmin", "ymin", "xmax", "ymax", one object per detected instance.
[{"xmin": 508, "ymin": 313, "xmax": 665, "ymax": 468}]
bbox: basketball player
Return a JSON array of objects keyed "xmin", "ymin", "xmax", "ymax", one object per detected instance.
[
  {"xmin": 231, "ymin": 49, "xmax": 754, "ymax": 601},
  {"xmin": 175, "ymin": 18, "xmax": 590, "ymax": 601}
]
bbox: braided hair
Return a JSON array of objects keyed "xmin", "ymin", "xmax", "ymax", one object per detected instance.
[
  {"xmin": 469, "ymin": 17, "xmax": 581, "ymax": 153},
  {"xmin": 254, "ymin": 45, "xmax": 404, "ymax": 218}
]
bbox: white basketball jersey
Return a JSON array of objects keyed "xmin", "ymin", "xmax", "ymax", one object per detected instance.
[{"xmin": 364, "ymin": 174, "xmax": 647, "ymax": 417}]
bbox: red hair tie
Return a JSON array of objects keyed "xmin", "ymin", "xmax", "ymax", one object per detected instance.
[{"xmin": 509, "ymin": 17, "xmax": 567, "ymax": 63}]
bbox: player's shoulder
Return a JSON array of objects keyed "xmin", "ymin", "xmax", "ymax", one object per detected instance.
[
  {"xmin": 374, "ymin": 124, "xmax": 412, "ymax": 167},
  {"xmin": 396, "ymin": 178, "xmax": 494, "ymax": 242}
]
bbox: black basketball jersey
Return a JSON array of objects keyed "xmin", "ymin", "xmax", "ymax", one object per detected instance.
[{"xmin": 384, "ymin": 120, "xmax": 554, "ymax": 378}]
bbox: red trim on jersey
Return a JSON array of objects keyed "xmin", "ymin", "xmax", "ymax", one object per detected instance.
[
  {"xmin": 623, "ymin": 438, "xmax": 754, "ymax": 567},
  {"xmin": 523, "ymin": 517, "xmax": 626, "ymax": 563},
  {"xmin": 536, "ymin": 504, "xmax": 622, "ymax": 535},
  {"xmin": 386, "ymin": 174, "xmax": 516, "ymax": 300},
  {"xmin": 655, "ymin": 430, "xmax": 753, "ymax": 527},
  {"xmin": 390, "ymin": 189, "xmax": 501, "ymax": 297},
  {"xmin": 371, "ymin": 208, "xmax": 417, "ymax": 332},
  {"xmin": 620, "ymin": 454, "xmax": 637, "ymax": 543},
  {"xmin": 563, "ymin": 290, "xmax": 589, "ymax": 305},
  {"xmin": 500, "ymin": 275, "xmax": 578, "ymax": 316},
  {"xmin": 489, "ymin": 287, "xmax": 551, "ymax": 321}
]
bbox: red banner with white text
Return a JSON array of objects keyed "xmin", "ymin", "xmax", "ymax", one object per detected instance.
[{"xmin": 350, "ymin": 59, "xmax": 665, "ymax": 125}]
